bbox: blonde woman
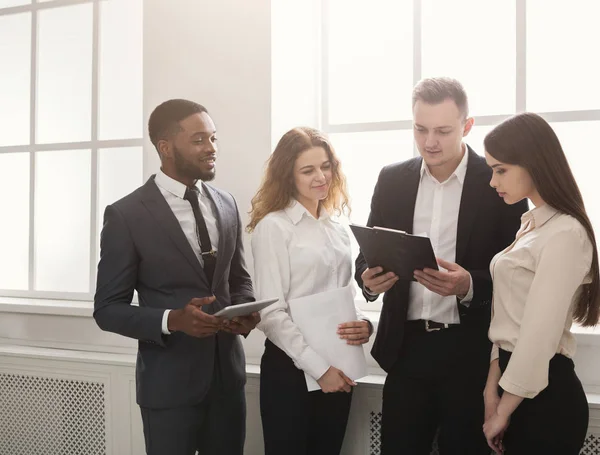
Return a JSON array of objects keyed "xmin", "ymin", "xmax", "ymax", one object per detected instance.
[{"xmin": 248, "ymin": 127, "xmax": 372, "ymax": 455}]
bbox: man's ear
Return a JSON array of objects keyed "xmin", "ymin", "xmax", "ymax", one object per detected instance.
[
  {"xmin": 463, "ymin": 117, "xmax": 475, "ymax": 137},
  {"xmin": 157, "ymin": 139, "xmax": 172, "ymax": 160}
]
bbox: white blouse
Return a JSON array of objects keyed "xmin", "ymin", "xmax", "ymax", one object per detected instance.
[
  {"xmin": 251, "ymin": 200, "xmax": 365, "ymax": 381},
  {"xmin": 489, "ymin": 204, "xmax": 593, "ymax": 398}
]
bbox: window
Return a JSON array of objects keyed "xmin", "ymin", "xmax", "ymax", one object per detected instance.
[
  {"xmin": 273, "ymin": 0, "xmax": 600, "ymax": 310},
  {"xmin": 0, "ymin": 0, "xmax": 143, "ymax": 300}
]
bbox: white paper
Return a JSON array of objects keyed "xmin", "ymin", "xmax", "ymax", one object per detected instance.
[{"xmin": 288, "ymin": 284, "xmax": 368, "ymax": 391}]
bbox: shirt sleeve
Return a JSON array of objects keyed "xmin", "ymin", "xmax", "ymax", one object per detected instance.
[
  {"xmin": 458, "ymin": 273, "xmax": 474, "ymax": 306},
  {"xmin": 499, "ymin": 229, "xmax": 591, "ymax": 398},
  {"xmin": 490, "ymin": 343, "xmax": 499, "ymax": 363},
  {"xmin": 161, "ymin": 310, "xmax": 171, "ymax": 335},
  {"xmin": 252, "ymin": 218, "xmax": 330, "ymax": 381}
]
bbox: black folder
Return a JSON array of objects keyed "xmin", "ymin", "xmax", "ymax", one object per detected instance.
[{"xmin": 349, "ymin": 224, "xmax": 438, "ymax": 281}]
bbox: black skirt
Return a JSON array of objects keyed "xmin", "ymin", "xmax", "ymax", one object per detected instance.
[{"xmin": 498, "ymin": 348, "xmax": 588, "ymax": 454}]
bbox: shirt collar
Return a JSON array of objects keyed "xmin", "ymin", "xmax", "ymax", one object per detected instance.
[
  {"xmin": 420, "ymin": 142, "xmax": 469, "ymax": 185},
  {"xmin": 522, "ymin": 203, "xmax": 558, "ymax": 228},
  {"xmin": 155, "ymin": 169, "xmax": 206, "ymax": 198},
  {"xmin": 284, "ymin": 199, "xmax": 333, "ymax": 225}
]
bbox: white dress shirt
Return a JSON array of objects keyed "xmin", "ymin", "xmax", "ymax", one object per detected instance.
[
  {"xmin": 407, "ymin": 144, "xmax": 473, "ymax": 324},
  {"xmin": 252, "ymin": 200, "xmax": 367, "ymax": 381},
  {"xmin": 489, "ymin": 204, "xmax": 592, "ymax": 398},
  {"xmin": 154, "ymin": 169, "xmax": 220, "ymax": 334}
]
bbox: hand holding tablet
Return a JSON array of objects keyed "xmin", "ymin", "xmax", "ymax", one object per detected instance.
[{"xmin": 214, "ymin": 297, "xmax": 279, "ymax": 319}]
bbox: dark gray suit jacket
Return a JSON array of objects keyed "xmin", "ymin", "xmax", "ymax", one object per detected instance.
[{"xmin": 94, "ymin": 176, "xmax": 254, "ymax": 409}]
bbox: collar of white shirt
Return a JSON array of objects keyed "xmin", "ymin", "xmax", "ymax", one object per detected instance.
[
  {"xmin": 522, "ymin": 203, "xmax": 558, "ymax": 228},
  {"xmin": 155, "ymin": 169, "xmax": 207, "ymax": 198},
  {"xmin": 284, "ymin": 199, "xmax": 337, "ymax": 225},
  {"xmin": 419, "ymin": 142, "xmax": 469, "ymax": 185}
]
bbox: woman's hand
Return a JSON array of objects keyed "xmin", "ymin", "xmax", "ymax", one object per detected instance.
[
  {"xmin": 484, "ymin": 387, "xmax": 501, "ymax": 422},
  {"xmin": 337, "ymin": 320, "xmax": 371, "ymax": 345},
  {"xmin": 317, "ymin": 367, "xmax": 355, "ymax": 393},
  {"xmin": 483, "ymin": 411, "xmax": 509, "ymax": 454}
]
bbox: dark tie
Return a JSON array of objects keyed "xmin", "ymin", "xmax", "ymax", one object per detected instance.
[{"xmin": 184, "ymin": 187, "xmax": 216, "ymax": 284}]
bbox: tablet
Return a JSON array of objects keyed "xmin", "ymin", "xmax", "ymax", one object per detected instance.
[{"xmin": 214, "ymin": 297, "xmax": 279, "ymax": 319}]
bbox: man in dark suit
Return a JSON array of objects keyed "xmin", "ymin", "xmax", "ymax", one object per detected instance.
[
  {"xmin": 94, "ymin": 99, "xmax": 258, "ymax": 455},
  {"xmin": 355, "ymin": 78, "xmax": 528, "ymax": 454}
]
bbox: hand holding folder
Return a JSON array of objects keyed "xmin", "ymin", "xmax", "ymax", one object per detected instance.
[{"xmin": 350, "ymin": 224, "xmax": 438, "ymax": 281}]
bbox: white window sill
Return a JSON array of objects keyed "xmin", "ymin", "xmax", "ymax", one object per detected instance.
[
  {"xmin": 0, "ymin": 297, "xmax": 94, "ymax": 317},
  {"xmin": 1, "ymin": 297, "xmax": 599, "ymax": 348}
]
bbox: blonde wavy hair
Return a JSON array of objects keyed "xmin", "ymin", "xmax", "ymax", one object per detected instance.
[{"xmin": 247, "ymin": 127, "xmax": 350, "ymax": 232}]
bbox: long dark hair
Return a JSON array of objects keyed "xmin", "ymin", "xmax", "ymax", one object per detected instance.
[{"xmin": 484, "ymin": 112, "xmax": 599, "ymax": 327}]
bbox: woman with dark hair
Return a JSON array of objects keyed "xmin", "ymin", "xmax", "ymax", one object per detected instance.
[
  {"xmin": 247, "ymin": 127, "xmax": 372, "ymax": 455},
  {"xmin": 482, "ymin": 112, "xmax": 599, "ymax": 454}
]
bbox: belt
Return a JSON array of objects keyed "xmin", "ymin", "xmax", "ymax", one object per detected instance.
[{"xmin": 407, "ymin": 319, "xmax": 460, "ymax": 332}]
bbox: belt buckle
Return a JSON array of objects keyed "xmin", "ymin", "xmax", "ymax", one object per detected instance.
[{"xmin": 425, "ymin": 320, "xmax": 441, "ymax": 332}]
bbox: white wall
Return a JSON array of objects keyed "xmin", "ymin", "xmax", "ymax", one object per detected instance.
[{"xmin": 143, "ymin": 0, "xmax": 271, "ymax": 226}]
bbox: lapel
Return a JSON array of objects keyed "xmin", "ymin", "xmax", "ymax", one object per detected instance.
[
  {"xmin": 140, "ymin": 176, "xmax": 210, "ymax": 287},
  {"xmin": 202, "ymin": 182, "xmax": 228, "ymax": 289},
  {"xmin": 456, "ymin": 147, "xmax": 489, "ymax": 264},
  {"xmin": 396, "ymin": 158, "xmax": 422, "ymax": 234}
]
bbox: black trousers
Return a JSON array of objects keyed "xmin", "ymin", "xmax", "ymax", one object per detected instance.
[
  {"xmin": 140, "ymin": 345, "xmax": 246, "ymax": 455},
  {"xmin": 381, "ymin": 321, "xmax": 491, "ymax": 455},
  {"xmin": 260, "ymin": 339, "xmax": 353, "ymax": 455},
  {"xmin": 499, "ymin": 349, "xmax": 588, "ymax": 455}
]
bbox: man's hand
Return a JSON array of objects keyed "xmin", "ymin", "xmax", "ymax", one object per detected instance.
[
  {"xmin": 317, "ymin": 367, "xmax": 355, "ymax": 393},
  {"xmin": 221, "ymin": 312, "xmax": 261, "ymax": 336},
  {"xmin": 337, "ymin": 320, "xmax": 371, "ymax": 345},
  {"xmin": 361, "ymin": 267, "xmax": 399, "ymax": 295},
  {"xmin": 167, "ymin": 296, "xmax": 223, "ymax": 338},
  {"xmin": 413, "ymin": 258, "xmax": 470, "ymax": 297}
]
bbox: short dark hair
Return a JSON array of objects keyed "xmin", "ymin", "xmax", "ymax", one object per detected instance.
[
  {"xmin": 412, "ymin": 77, "xmax": 469, "ymax": 119},
  {"xmin": 148, "ymin": 99, "xmax": 208, "ymax": 150}
]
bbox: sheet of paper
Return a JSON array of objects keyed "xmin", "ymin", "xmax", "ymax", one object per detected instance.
[{"xmin": 288, "ymin": 284, "xmax": 368, "ymax": 391}]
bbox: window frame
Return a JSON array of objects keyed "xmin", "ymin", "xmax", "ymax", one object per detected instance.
[
  {"xmin": 0, "ymin": 0, "xmax": 143, "ymax": 301},
  {"xmin": 319, "ymin": 0, "xmax": 600, "ymax": 311}
]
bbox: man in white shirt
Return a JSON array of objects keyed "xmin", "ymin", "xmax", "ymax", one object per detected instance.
[
  {"xmin": 355, "ymin": 78, "xmax": 528, "ymax": 454},
  {"xmin": 94, "ymin": 99, "xmax": 257, "ymax": 455}
]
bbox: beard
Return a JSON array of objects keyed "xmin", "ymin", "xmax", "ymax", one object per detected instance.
[{"xmin": 173, "ymin": 145, "xmax": 216, "ymax": 182}]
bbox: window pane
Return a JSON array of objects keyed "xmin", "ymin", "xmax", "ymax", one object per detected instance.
[
  {"xmin": 327, "ymin": 0, "xmax": 413, "ymax": 124},
  {"xmin": 550, "ymin": 121, "xmax": 600, "ymax": 233},
  {"xmin": 422, "ymin": 0, "xmax": 515, "ymax": 116},
  {"xmin": 330, "ymin": 130, "xmax": 414, "ymax": 226},
  {"xmin": 0, "ymin": 13, "xmax": 30, "ymax": 146},
  {"xmin": 0, "ymin": 0, "xmax": 30, "ymax": 6},
  {"xmin": 99, "ymin": 0, "xmax": 143, "ymax": 140},
  {"xmin": 0, "ymin": 153, "xmax": 30, "ymax": 290},
  {"xmin": 37, "ymin": 4, "xmax": 93, "ymax": 144},
  {"xmin": 34, "ymin": 150, "xmax": 91, "ymax": 292},
  {"xmin": 271, "ymin": 0, "xmax": 320, "ymax": 148},
  {"xmin": 464, "ymin": 123, "xmax": 495, "ymax": 157},
  {"xmin": 330, "ymin": 130, "xmax": 414, "ymax": 297},
  {"xmin": 97, "ymin": 147, "xmax": 143, "ymax": 262},
  {"xmin": 527, "ymin": 1, "xmax": 600, "ymax": 112}
]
